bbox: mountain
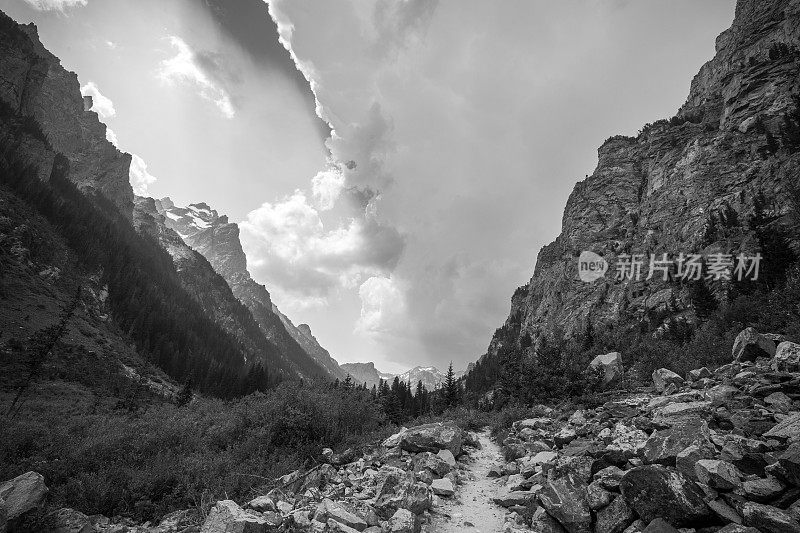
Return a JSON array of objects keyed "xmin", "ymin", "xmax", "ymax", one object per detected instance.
[
  {"xmin": 340, "ymin": 362, "xmax": 462, "ymax": 390},
  {"xmin": 471, "ymin": 0, "xmax": 800, "ymax": 390},
  {"xmin": 0, "ymin": 9, "xmax": 321, "ymax": 397},
  {"xmin": 156, "ymin": 198, "xmax": 346, "ymax": 379}
]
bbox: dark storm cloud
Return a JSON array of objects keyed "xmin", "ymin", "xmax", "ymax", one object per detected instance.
[{"xmin": 199, "ymin": 0, "xmax": 330, "ymax": 140}]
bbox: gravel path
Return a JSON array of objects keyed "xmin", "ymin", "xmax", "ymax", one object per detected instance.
[{"xmin": 429, "ymin": 429, "xmax": 507, "ymax": 533}]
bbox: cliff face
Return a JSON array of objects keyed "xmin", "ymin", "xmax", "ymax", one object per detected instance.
[
  {"xmin": 0, "ymin": 13, "xmax": 133, "ymax": 217},
  {"xmin": 486, "ymin": 0, "xmax": 800, "ymax": 361},
  {"xmin": 156, "ymin": 199, "xmax": 345, "ymax": 380}
]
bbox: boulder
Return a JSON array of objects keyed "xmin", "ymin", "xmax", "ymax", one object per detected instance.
[
  {"xmin": 399, "ymin": 423, "xmax": 464, "ymax": 456},
  {"xmin": 538, "ymin": 475, "xmax": 591, "ymax": 533},
  {"xmin": 676, "ymin": 445, "xmax": 715, "ymax": 480},
  {"xmin": 773, "ymin": 443, "xmax": 800, "ymax": 486},
  {"xmin": 716, "ymin": 526, "xmax": 761, "ymax": 533},
  {"xmin": 493, "ymin": 490, "xmax": 537, "ymax": 507},
  {"xmin": 652, "ymin": 369, "xmax": 684, "ymax": 393},
  {"xmin": 642, "ymin": 518, "xmax": 681, "ymax": 533},
  {"xmin": 764, "ymin": 413, "xmax": 800, "ymax": 440},
  {"xmin": 774, "ymin": 342, "xmax": 800, "ymax": 372},
  {"xmin": 436, "ymin": 449, "xmax": 456, "ymax": 468},
  {"xmin": 412, "ymin": 452, "xmax": 451, "ymax": 478},
  {"xmin": 45, "ymin": 508, "xmax": 93, "ymax": 533},
  {"xmin": 740, "ymin": 502, "xmax": 800, "ymax": 533},
  {"xmin": 687, "ymin": 367, "xmax": 712, "ymax": 382},
  {"xmin": 374, "ymin": 481, "xmax": 432, "ymax": 518},
  {"xmin": 587, "ymin": 481, "xmax": 614, "ymax": 511},
  {"xmin": 619, "ymin": 465, "xmax": 712, "ymax": 526},
  {"xmin": 388, "ymin": 509, "xmax": 419, "ymax": 533},
  {"xmin": 313, "ymin": 499, "xmax": 367, "ymax": 531},
  {"xmin": 531, "ymin": 506, "xmax": 567, "ymax": 533},
  {"xmin": 595, "ymin": 496, "xmax": 636, "ymax": 533},
  {"xmin": 652, "ymin": 401, "xmax": 712, "ymax": 427},
  {"xmin": 740, "ymin": 477, "xmax": 785, "ymax": 502},
  {"xmin": 430, "ymin": 478, "xmax": 454, "ymax": 497},
  {"xmin": 201, "ymin": 500, "xmax": 270, "ymax": 533},
  {"xmin": 246, "ymin": 496, "xmax": 276, "ymax": 513},
  {"xmin": 642, "ymin": 420, "xmax": 712, "ymax": 466},
  {"xmin": 590, "ymin": 352, "xmax": 625, "ymax": 385},
  {"xmin": 733, "ymin": 327, "xmax": 777, "ymax": 362},
  {"xmin": 0, "ymin": 472, "xmax": 48, "ymax": 522},
  {"xmin": 694, "ymin": 460, "xmax": 742, "ymax": 490}
]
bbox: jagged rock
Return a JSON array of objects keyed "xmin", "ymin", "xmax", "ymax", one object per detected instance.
[
  {"xmin": 707, "ymin": 498, "xmax": 743, "ymax": 524},
  {"xmin": 412, "ymin": 452, "xmax": 452, "ymax": 478},
  {"xmin": 652, "ymin": 369, "xmax": 685, "ymax": 393},
  {"xmin": 326, "ymin": 519, "xmax": 362, "ymax": 533},
  {"xmin": 246, "ymin": 496, "xmax": 276, "ymax": 513},
  {"xmin": 587, "ymin": 481, "xmax": 614, "ymax": 510},
  {"xmin": 589, "ymin": 352, "xmax": 625, "ymax": 385},
  {"xmin": 740, "ymin": 477, "xmax": 785, "ymax": 502},
  {"xmin": 733, "ymin": 328, "xmax": 777, "ymax": 363},
  {"xmin": 201, "ymin": 500, "xmax": 271, "ymax": 533},
  {"xmin": 695, "ymin": 459, "xmax": 742, "ymax": 490},
  {"xmin": 313, "ymin": 499, "xmax": 367, "ymax": 531},
  {"xmin": 740, "ymin": 502, "xmax": 800, "ymax": 533},
  {"xmin": 515, "ymin": 419, "xmax": 551, "ymax": 431},
  {"xmin": 595, "ymin": 496, "xmax": 635, "ymax": 533},
  {"xmin": 774, "ymin": 443, "xmax": 800, "ymax": 486},
  {"xmin": 493, "ymin": 490, "xmax": 536, "ymax": 507},
  {"xmin": 687, "ymin": 368, "xmax": 713, "ymax": 382},
  {"xmin": 774, "ymin": 342, "xmax": 800, "ymax": 372},
  {"xmin": 716, "ymin": 526, "xmax": 761, "ymax": 533},
  {"xmin": 437, "ymin": 449, "xmax": 456, "ymax": 468},
  {"xmin": 45, "ymin": 507, "xmax": 93, "ymax": 533},
  {"xmin": 642, "ymin": 420, "xmax": 712, "ymax": 466},
  {"xmin": 619, "ymin": 465, "xmax": 712, "ymax": 526},
  {"xmin": 538, "ymin": 475, "xmax": 591, "ymax": 533},
  {"xmin": 766, "ymin": 392, "xmax": 794, "ymax": 411},
  {"xmin": 399, "ymin": 423, "xmax": 464, "ymax": 456},
  {"xmin": 531, "ymin": 506, "xmax": 567, "ymax": 533},
  {"xmin": 430, "ymin": 478, "xmax": 454, "ymax": 497},
  {"xmin": 374, "ymin": 481, "xmax": 431, "ymax": 518},
  {"xmin": 0, "ymin": 471, "xmax": 48, "ymax": 522},
  {"xmin": 676, "ymin": 445, "xmax": 715, "ymax": 480},
  {"xmin": 652, "ymin": 402, "xmax": 712, "ymax": 427},
  {"xmin": 642, "ymin": 518, "xmax": 681, "ymax": 533},
  {"xmin": 388, "ymin": 509, "xmax": 418, "ymax": 533},
  {"xmin": 764, "ymin": 413, "xmax": 800, "ymax": 440},
  {"xmin": 594, "ymin": 466, "xmax": 625, "ymax": 490}
]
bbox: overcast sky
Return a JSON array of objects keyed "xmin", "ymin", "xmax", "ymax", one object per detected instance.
[{"xmin": 1, "ymin": 0, "xmax": 735, "ymax": 373}]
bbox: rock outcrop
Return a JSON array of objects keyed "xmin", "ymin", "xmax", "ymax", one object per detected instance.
[
  {"xmin": 0, "ymin": 11, "xmax": 134, "ymax": 217},
  {"xmin": 481, "ymin": 0, "xmax": 800, "ymax": 370}
]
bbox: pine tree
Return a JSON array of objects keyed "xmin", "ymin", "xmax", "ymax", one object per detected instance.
[{"xmin": 444, "ymin": 362, "xmax": 459, "ymax": 407}]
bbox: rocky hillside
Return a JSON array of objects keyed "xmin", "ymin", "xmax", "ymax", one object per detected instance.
[
  {"xmin": 7, "ymin": 328, "xmax": 799, "ymax": 533},
  {"xmin": 156, "ymin": 198, "xmax": 346, "ymax": 380},
  {"xmin": 481, "ymin": 0, "xmax": 800, "ymax": 369}
]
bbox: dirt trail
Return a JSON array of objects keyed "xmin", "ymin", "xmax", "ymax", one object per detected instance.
[{"xmin": 429, "ymin": 429, "xmax": 506, "ymax": 533}]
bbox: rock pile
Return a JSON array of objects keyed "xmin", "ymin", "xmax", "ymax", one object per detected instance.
[
  {"xmin": 0, "ymin": 423, "xmax": 477, "ymax": 533},
  {"xmin": 492, "ymin": 328, "xmax": 800, "ymax": 533}
]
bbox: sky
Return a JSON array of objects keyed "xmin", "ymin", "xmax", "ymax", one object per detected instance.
[{"xmin": 1, "ymin": 0, "xmax": 736, "ymax": 373}]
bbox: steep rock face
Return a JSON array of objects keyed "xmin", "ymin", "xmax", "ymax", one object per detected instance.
[
  {"xmin": 0, "ymin": 12, "xmax": 133, "ymax": 217},
  {"xmin": 485, "ymin": 0, "xmax": 800, "ymax": 362},
  {"xmin": 340, "ymin": 362, "xmax": 384, "ymax": 389},
  {"xmin": 156, "ymin": 199, "xmax": 344, "ymax": 379}
]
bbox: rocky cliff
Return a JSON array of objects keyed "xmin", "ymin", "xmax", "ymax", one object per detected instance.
[
  {"xmin": 0, "ymin": 12, "xmax": 133, "ymax": 218},
  {"xmin": 484, "ymin": 0, "xmax": 800, "ymax": 364},
  {"xmin": 155, "ymin": 198, "xmax": 346, "ymax": 380}
]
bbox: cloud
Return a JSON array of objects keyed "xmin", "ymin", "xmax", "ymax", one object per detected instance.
[
  {"xmin": 372, "ymin": 0, "xmax": 439, "ymax": 58},
  {"xmin": 311, "ymin": 168, "xmax": 345, "ymax": 210},
  {"xmin": 80, "ymin": 82, "xmax": 116, "ymax": 119},
  {"xmin": 129, "ymin": 154, "xmax": 157, "ymax": 195},
  {"xmin": 105, "ymin": 127, "xmax": 119, "ymax": 147},
  {"xmin": 158, "ymin": 36, "xmax": 235, "ymax": 118},
  {"xmin": 355, "ymin": 276, "xmax": 406, "ymax": 337},
  {"xmin": 21, "ymin": 0, "xmax": 87, "ymax": 12},
  {"xmin": 240, "ymin": 190, "xmax": 403, "ymax": 309}
]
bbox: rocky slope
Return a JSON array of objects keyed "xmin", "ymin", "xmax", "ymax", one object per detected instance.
[
  {"xmin": 0, "ymin": 12, "xmax": 133, "ymax": 217},
  {"xmin": 155, "ymin": 198, "xmax": 345, "ymax": 380},
  {"xmin": 8, "ymin": 328, "xmax": 799, "ymax": 533},
  {"xmin": 483, "ymin": 0, "xmax": 800, "ymax": 363}
]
